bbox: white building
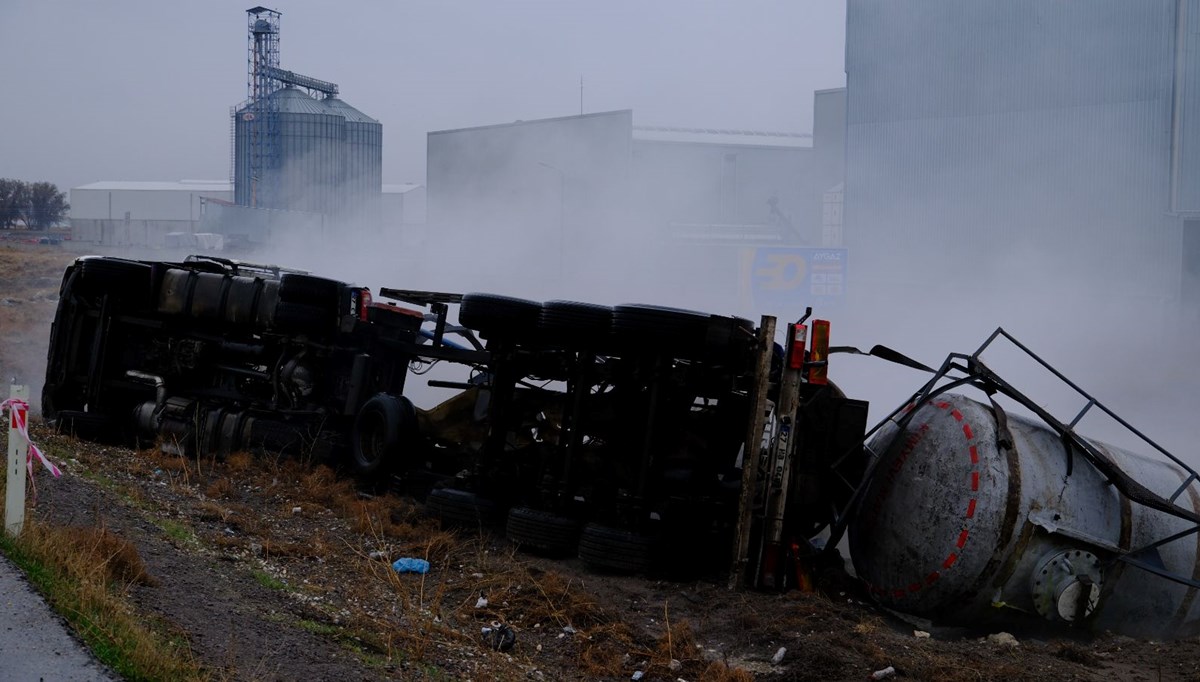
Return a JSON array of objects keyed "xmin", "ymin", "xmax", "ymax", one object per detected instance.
[
  {"xmin": 383, "ymin": 183, "xmax": 426, "ymax": 226},
  {"xmin": 69, "ymin": 180, "xmax": 232, "ymax": 247}
]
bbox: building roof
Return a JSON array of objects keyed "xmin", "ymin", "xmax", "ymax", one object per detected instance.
[
  {"xmin": 72, "ymin": 180, "xmax": 233, "ymax": 192},
  {"xmin": 633, "ymin": 125, "xmax": 813, "ymax": 148},
  {"xmin": 323, "ymin": 97, "xmax": 378, "ymax": 124},
  {"xmin": 272, "ymin": 86, "xmax": 335, "ymax": 115},
  {"xmin": 383, "ymin": 183, "xmax": 423, "ymax": 194},
  {"xmin": 234, "ymin": 87, "xmax": 379, "ymax": 122},
  {"xmin": 429, "ymin": 110, "xmax": 632, "ymax": 136},
  {"xmin": 234, "ymin": 86, "xmax": 334, "ymax": 116}
]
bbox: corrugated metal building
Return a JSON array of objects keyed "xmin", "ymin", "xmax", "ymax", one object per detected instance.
[
  {"xmin": 69, "ymin": 180, "xmax": 232, "ymax": 246},
  {"xmin": 844, "ymin": 0, "xmax": 1200, "ymax": 307},
  {"xmin": 424, "ymin": 93, "xmax": 845, "ymax": 303}
]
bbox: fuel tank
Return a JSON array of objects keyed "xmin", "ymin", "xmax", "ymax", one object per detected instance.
[{"xmin": 849, "ymin": 394, "xmax": 1200, "ymax": 637}]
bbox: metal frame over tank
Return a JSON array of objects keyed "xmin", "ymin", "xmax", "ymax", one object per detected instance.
[{"xmin": 833, "ymin": 328, "xmax": 1200, "ymax": 638}]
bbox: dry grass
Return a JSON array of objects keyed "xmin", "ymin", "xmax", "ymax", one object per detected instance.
[
  {"xmin": 223, "ymin": 450, "xmax": 255, "ymax": 473},
  {"xmin": 0, "ymin": 245, "xmax": 76, "ymax": 393},
  {"xmin": 0, "ymin": 519, "xmax": 203, "ymax": 681},
  {"xmin": 203, "ymin": 476, "xmax": 233, "ymax": 499},
  {"xmin": 699, "ymin": 662, "xmax": 756, "ymax": 682},
  {"xmin": 28, "ymin": 429, "xmax": 760, "ymax": 680}
]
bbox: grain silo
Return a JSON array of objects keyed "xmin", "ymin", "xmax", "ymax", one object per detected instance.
[
  {"xmin": 323, "ymin": 96, "xmax": 383, "ymax": 218},
  {"xmin": 232, "ymin": 7, "xmax": 382, "ymax": 220}
]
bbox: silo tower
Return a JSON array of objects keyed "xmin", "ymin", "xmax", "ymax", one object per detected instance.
[{"xmin": 245, "ymin": 7, "xmax": 281, "ymax": 208}]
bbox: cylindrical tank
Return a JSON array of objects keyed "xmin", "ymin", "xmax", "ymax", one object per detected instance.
[
  {"xmin": 849, "ymin": 393, "xmax": 1200, "ymax": 637},
  {"xmin": 322, "ymin": 96, "xmax": 382, "ymax": 222},
  {"xmin": 234, "ymin": 86, "xmax": 345, "ymax": 215}
]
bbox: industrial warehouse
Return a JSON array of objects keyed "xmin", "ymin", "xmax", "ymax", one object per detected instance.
[{"xmin": 4, "ymin": 2, "xmax": 1200, "ymax": 681}]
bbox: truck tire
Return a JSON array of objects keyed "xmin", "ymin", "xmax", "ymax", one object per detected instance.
[
  {"xmin": 578, "ymin": 523, "xmax": 655, "ymax": 574},
  {"xmin": 458, "ymin": 293, "xmax": 542, "ymax": 340},
  {"xmin": 425, "ymin": 488, "xmax": 499, "ymax": 528},
  {"xmin": 613, "ymin": 305, "xmax": 753, "ymax": 361},
  {"xmin": 505, "ymin": 507, "xmax": 580, "ymax": 556},
  {"xmin": 538, "ymin": 301, "xmax": 613, "ymax": 350},
  {"xmin": 350, "ymin": 394, "xmax": 415, "ymax": 478}
]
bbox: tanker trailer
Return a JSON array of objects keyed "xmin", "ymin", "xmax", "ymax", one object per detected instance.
[{"xmin": 845, "ymin": 329, "xmax": 1200, "ymax": 638}]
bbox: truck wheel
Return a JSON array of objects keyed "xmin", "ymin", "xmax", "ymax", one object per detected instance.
[
  {"xmin": 612, "ymin": 304, "xmax": 709, "ymax": 355},
  {"xmin": 538, "ymin": 301, "xmax": 613, "ymax": 350},
  {"xmin": 505, "ymin": 507, "xmax": 580, "ymax": 556},
  {"xmin": 425, "ymin": 488, "xmax": 499, "ymax": 528},
  {"xmin": 578, "ymin": 523, "xmax": 654, "ymax": 574},
  {"xmin": 350, "ymin": 394, "xmax": 415, "ymax": 478},
  {"xmin": 279, "ymin": 273, "xmax": 341, "ymax": 308},
  {"xmin": 458, "ymin": 293, "xmax": 542, "ymax": 340},
  {"xmin": 613, "ymin": 305, "xmax": 753, "ymax": 360}
]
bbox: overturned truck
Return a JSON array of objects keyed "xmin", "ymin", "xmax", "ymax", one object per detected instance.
[
  {"xmin": 43, "ymin": 255, "xmax": 1200, "ymax": 637},
  {"xmin": 43, "ymin": 255, "xmax": 865, "ymax": 581}
]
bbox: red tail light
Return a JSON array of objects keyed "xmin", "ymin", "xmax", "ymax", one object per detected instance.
[
  {"xmin": 359, "ymin": 288, "xmax": 372, "ymax": 321},
  {"xmin": 808, "ymin": 319, "xmax": 830, "ymax": 385},
  {"xmin": 787, "ymin": 323, "xmax": 807, "ymax": 370}
]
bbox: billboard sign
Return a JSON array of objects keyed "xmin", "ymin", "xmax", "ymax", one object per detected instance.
[{"xmin": 743, "ymin": 247, "xmax": 847, "ymax": 312}]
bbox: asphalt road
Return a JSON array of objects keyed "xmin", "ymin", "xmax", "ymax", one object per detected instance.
[{"xmin": 0, "ymin": 552, "xmax": 116, "ymax": 681}]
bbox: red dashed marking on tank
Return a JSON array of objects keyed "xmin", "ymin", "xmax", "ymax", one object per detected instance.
[{"xmin": 872, "ymin": 399, "xmax": 979, "ymax": 600}]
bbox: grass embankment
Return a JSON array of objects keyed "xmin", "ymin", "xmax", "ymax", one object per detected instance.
[
  {"xmin": 4, "ymin": 424, "xmax": 759, "ymax": 681},
  {"xmin": 0, "ymin": 433, "xmax": 205, "ymax": 682}
]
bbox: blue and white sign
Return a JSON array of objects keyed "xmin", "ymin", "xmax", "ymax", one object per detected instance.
[{"xmin": 743, "ymin": 247, "xmax": 848, "ymax": 312}]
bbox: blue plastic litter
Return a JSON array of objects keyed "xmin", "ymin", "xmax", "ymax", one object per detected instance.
[{"xmin": 392, "ymin": 557, "xmax": 430, "ymax": 574}]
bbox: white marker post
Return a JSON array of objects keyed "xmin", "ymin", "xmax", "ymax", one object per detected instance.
[{"xmin": 6, "ymin": 384, "xmax": 28, "ymax": 536}]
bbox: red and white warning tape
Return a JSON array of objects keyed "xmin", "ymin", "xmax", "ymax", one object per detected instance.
[{"xmin": 1, "ymin": 398, "xmax": 62, "ymax": 482}]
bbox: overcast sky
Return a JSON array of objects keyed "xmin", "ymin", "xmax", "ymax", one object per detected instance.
[{"xmin": 0, "ymin": 1, "xmax": 846, "ymax": 192}]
